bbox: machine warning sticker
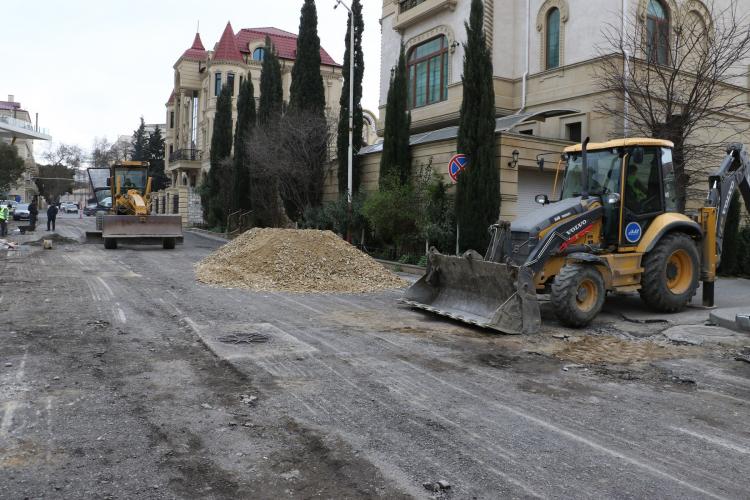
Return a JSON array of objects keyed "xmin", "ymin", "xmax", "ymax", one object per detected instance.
[{"xmin": 625, "ymin": 222, "xmax": 642, "ymax": 243}]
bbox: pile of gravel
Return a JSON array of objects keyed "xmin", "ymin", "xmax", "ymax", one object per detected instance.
[{"xmin": 195, "ymin": 228, "xmax": 406, "ymax": 293}]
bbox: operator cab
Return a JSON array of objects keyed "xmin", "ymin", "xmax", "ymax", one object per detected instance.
[{"xmin": 552, "ymin": 138, "xmax": 676, "ymax": 248}]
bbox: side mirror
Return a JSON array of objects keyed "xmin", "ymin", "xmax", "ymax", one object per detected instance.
[
  {"xmin": 537, "ymin": 157, "xmax": 545, "ymax": 172},
  {"xmin": 535, "ymin": 194, "xmax": 550, "ymax": 205},
  {"xmin": 605, "ymin": 193, "xmax": 621, "ymax": 205}
]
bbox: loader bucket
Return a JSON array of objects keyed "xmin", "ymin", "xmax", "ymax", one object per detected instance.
[
  {"xmin": 102, "ymin": 215, "xmax": 183, "ymax": 239},
  {"xmin": 401, "ymin": 251, "xmax": 541, "ymax": 335}
]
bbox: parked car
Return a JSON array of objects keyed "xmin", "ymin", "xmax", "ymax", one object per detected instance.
[
  {"xmin": 84, "ymin": 198, "xmax": 111, "ymax": 216},
  {"xmin": 13, "ymin": 203, "xmax": 30, "ymax": 221},
  {"xmin": 60, "ymin": 202, "xmax": 78, "ymax": 213}
]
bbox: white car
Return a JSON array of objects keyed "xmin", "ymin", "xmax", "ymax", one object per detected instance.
[{"xmin": 61, "ymin": 203, "xmax": 78, "ymax": 213}]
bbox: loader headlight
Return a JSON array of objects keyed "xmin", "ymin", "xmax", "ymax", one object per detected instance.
[{"xmin": 605, "ymin": 193, "xmax": 621, "ymax": 205}]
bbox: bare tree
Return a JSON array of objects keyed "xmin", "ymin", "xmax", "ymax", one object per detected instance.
[
  {"xmin": 91, "ymin": 137, "xmax": 126, "ymax": 168},
  {"xmin": 595, "ymin": 0, "xmax": 750, "ymax": 210},
  {"xmin": 245, "ymin": 111, "xmax": 332, "ymax": 226},
  {"xmin": 43, "ymin": 143, "xmax": 84, "ymax": 169}
]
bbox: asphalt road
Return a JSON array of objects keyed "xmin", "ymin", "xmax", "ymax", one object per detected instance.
[{"xmin": 2, "ymin": 218, "xmax": 750, "ymax": 499}]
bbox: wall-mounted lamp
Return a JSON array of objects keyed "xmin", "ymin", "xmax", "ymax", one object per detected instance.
[
  {"xmin": 508, "ymin": 149, "xmax": 520, "ymax": 169},
  {"xmin": 450, "ymin": 41, "xmax": 460, "ymax": 52}
]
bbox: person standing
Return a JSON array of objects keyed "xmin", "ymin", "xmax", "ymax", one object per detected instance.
[
  {"xmin": 0, "ymin": 203, "xmax": 8, "ymax": 237},
  {"xmin": 46, "ymin": 203, "xmax": 58, "ymax": 231},
  {"xmin": 28, "ymin": 197, "xmax": 38, "ymax": 230}
]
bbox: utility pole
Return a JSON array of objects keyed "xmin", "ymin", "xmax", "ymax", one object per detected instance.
[{"xmin": 334, "ymin": 0, "xmax": 355, "ymax": 207}]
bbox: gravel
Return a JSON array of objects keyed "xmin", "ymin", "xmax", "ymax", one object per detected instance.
[{"xmin": 195, "ymin": 228, "xmax": 406, "ymax": 293}]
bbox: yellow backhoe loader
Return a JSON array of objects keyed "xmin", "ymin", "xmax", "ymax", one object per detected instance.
[
  {"xmin": 86, "ymin": 161, "xmax": 182, "ymax": 249},
  {"xmin": 403, "ymin": 138, "xmax": 750, "ymax": 334}
]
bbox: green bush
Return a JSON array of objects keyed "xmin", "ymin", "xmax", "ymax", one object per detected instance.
[
  {"xmin": 362, "ymin": 174, "xmax": 422, "ymax": 253},
  {"xmin": 301, "ymin": 194, "xmax": 367, "ymax": 241}
]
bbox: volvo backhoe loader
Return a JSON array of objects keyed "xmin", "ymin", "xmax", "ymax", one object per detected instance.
[
  {"xmin": 403, "ymin": 138, "xmax": 750, "ymax": 334},
  {"xmin": 87, "ymin": 161, "xmax": 182, "ymax": 249}
]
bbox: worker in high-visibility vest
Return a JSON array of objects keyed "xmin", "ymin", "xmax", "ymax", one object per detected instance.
[{"xmin": 0, "ymin": 203, "xmax": 8, "ymax": 237}]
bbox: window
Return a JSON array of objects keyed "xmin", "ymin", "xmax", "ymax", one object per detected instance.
[
  {"xmin": 625, "ymin": 147, "xmax": 663, "ymax": 214},
  {"xmin": 407, "ymin": 36, "xmax": 449, "ymax": 108},
  {"xmin": 519, "ymin": 129, "xmax": 534, "ymax": 135},
  {"xmin": 400, "ymin": 0, "xmax": 427, "ymax": 13},
  {"xmin": 169, "ymin": 111, "xmax": 174, "ymax": 129},
  {"xmin": 566, "ymin": 122, "xmax": 582, "ymax": 142},
  {"xmin": 253, "ymin": 47, "xmax": 265, "ymax": 61},
  {"xmin": 214, "ymin": 72, "xmax": 222, "ymax": 96},
  {"xmin": 546, "ymin": 8, "xmax": 561, "ymax": 69},
  {"xmin": 647, "ymin": 0, "xmax": 669, "ymax": 64},
  {"xmin": 227, "ymin": 72, "xmax": 235, "ymax": 96}
]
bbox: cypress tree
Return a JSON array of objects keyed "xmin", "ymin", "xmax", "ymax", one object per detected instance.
[
  {"xmin": 336, "ymin": 0, "xmax": 365, "ymax": 196},
  {"xmin": 208, "ymin": 84, "xmax": 234, "ymax": 229},
  {"xmin": 455, "ymin": 0, "xmax": 498, "ymax": 252},
  {"xmin": 379, "ymin": 44, "xmax": 411, "ymax": 186},
  {"xmin": 289, "ymin": 0, "xmax": 327, "ymax": 209},
  {"xmin": 232, "ymin": 78, "xmax": 256, "ymax": 213},
  {"xmin": 288, "ymin": 0, "xmax": 325, "ymax": 115},
  {"xmin": 258, "ymin": 37, "xmax": 283, "ymax": 126}
]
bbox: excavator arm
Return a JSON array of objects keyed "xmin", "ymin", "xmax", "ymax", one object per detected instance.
[{"xmin": 700, "ymin": 143, "xmax": 750, "ymax": 306}]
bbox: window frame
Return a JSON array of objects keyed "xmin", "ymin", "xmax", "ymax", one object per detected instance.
[
  {"xmin": 253, "ymin": 47, "xmax": 265, "ymax": 61},
  {"xmin": 227, "ymin": 72, "xmax": 235, "ymax": 96},
  {"xmin": 214, "ymin": 72, "xmax": 222, "ymax": 97},
  {"xmin": 407, "ymin": 35, "xmax": 449, "ymax": 109},
  {"xmin": 646, "ymin": 0, "xmax": 670, "ymax": 65},
  {"xmin": 545, "ymin": 7, "xmax": 561, "ymax": 69}
]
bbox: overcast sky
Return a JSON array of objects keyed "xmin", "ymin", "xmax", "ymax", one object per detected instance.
[{"xmin": 0, "ymin": 0, "xmax": 382, "ymax": 160}]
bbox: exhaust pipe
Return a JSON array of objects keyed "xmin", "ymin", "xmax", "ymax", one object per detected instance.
[{"xmin": 581, "ymin": 137, "xmax": 591, "ymax": 200}]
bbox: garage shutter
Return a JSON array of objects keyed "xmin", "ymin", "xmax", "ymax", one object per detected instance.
[{"xmin": 515, "ymin": 169, "xmax": 558, "ymax": 220}]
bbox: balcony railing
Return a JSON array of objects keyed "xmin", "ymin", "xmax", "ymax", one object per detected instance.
[
  {"xmin": 0, "ymin": 115, "xmax": 50, "ymax": 136},
  {"xmin": 169, "ymin": 149, "xmax": 203, "ymax": 162},
  {"xmin": 400, "ymin": 0, "xmax": 427, "ymax": 13}
]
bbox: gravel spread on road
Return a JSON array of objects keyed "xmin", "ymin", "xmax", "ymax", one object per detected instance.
[
  {"xmin": 195, "ymin": 228, "xmax": 406, "ymax": 293},
  {"xmin": 551, "ymin": 335, "xmax": 692, "ymax": 364}
]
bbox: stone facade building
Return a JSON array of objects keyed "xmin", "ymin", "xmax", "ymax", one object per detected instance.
[
  {"xmin": 164, "ymin": 23, "xmax": 343, "ymax": 191},
  {"xmin": 335, "ymin": 0, "xmax": 750, "ymax": 220}
]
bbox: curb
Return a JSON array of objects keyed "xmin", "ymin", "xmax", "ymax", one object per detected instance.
[
  {"xmin": 186, "ymin": 228, "xmax": 229, "ymax": 243},
  {"xmin": 374, "ymin": 258, "xmax": 426, "ymax": 276}
]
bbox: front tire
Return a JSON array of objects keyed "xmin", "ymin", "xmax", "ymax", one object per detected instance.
[
  {"xmin": 104, "ymin": 238, "xmax": 118, "ymax": 250},
  {"xmin": 639, "ymin": 232, "xmax": 699, "ymax": 312},
  {"xmin": 552, "ymin": 264, "xmax": 606, "ymax": 328}
]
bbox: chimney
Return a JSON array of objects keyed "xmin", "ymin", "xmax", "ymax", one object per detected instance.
[{"xmin": 7, "ymin": 95, "xmax": 14, "ymax": 102}]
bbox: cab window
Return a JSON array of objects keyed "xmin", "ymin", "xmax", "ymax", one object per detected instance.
[
  {"xmin": 561, "ymin": 149, "xmax": 621, "ymax": 199},
  {"xmin": 661, "ymin": 148, "xmax": 677, "ymax": 211},
  {"xmin": 624, "ymin": 147, "xmax": 662, "ymax": 214}
]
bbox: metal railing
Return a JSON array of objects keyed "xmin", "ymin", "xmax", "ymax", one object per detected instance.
[
  {"xmin": 169, "ymin": 149, "xmax": 203, "ymax": 162},
  {"xmin": 399, "ymin": 0, "xmax": 427, "ymax": 13},
  {"xmin": 0, "ymin": 115, "xmax": 49, "ymax": 135}
]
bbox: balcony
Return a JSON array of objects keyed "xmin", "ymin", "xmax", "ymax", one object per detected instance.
[
  {"xmin": 0, "ymin": 115, "xmax": 51, "ymax": 141},
  {"xmin": 394, "ymin": 0, "xmax": 457, "ymax": 31},
  {"xmin": 168, "ymin": 149, "xmax": 203, "ymax": 172}
]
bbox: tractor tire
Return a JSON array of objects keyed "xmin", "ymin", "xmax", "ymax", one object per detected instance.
[
  {"xmin": 162, "ymin": 237, "xmax": 176, "ymax": 250},
  {"xmin": 551, "ymin": 264, "xmax": 606, "ymax": 328},
  {"xmin": 639, "ymin": 232, "xmax": 699, "ymax": 312},
  {"xmin": 104, "ymin": 237, "xmax": 118, "ymax": 250},
  {"xmin": 96, "ymin": 212, "xmax": 104, "ymax": 230}
]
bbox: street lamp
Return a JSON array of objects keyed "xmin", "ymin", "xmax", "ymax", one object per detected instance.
[{"xmin": 334, "ymin": 0, "xmax": 355, "ymax": 206}]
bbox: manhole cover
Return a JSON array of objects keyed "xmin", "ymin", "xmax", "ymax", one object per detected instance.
[{"xmin": 217, "ymin": 332, "xmax": 270, "ymax": 344}]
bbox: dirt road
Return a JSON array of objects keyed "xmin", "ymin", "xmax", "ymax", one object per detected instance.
[{"xmin": 2, "ymin": 220, "xmax": 750, "ymax": 499}]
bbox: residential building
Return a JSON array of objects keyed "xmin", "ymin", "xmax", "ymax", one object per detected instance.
[
  {"xmin": 164, "ymin": 23, "xmax": 343, "ymax": 193},
  {"xmin": 339, "ymin": 0, "xmax": 750, "ymax": 220},
  {"xmin": 0, "ymin": 95, "xmax": 51, "ymax": 202}
]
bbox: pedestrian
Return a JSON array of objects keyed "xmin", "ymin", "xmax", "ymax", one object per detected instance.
[
  {"xmin": 28, "ymin": 197, "xmax": 38, "ymax": 230},
  {"xmin": 0, "ymin": 203, "xmax": 8, "ymax": 237},
  {"xmin": 46, "ymin": 203, "xmax": 58, "ymax": 231}
]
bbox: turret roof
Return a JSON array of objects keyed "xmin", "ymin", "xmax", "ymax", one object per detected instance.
[
  {"xmin": 212, "ymin": 22, "xmax": 244, "ymax": 63},
  {"xmin": 181, "ymin": 32, "xmax": 207, "ymax": 61}
]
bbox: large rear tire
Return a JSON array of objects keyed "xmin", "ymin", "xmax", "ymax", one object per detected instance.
[
  {"xmin": 104, "ymin": 238, "xmax": 118, "ymax": 250},
  {"xmin": 162, "ymin": 237, "xmax": 176, "ymax": 250},
  {"xmin": 551, "ymin": 264, "xmax": 606, "ymax": 328},
  {"xmin": 639, "ymin": 232, "xmax": 699, "ymax": 312}
]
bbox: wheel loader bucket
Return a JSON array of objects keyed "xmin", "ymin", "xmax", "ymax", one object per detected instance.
[
  {"xmin": 401, "ymin": 251, "xmax": 541, "ymax": 335},
  {"xmin": 102, "ymin": 215, "xmax": 183, "ymax": 239}
]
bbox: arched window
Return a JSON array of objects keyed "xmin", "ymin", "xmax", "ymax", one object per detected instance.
[
  {"xmin": 407, "ymin": 36, "xmax": 449, "ymax": 108},
  {"xmin": 647, "ymin": 0, "xmax": 669, "ymax": 64},
  {"xmin": 253, "ymin": 47, "xmax": 265, "ymax": 61},
  {"xmin": 546, "ymin": 8, "xmax": 560, "ymax": 69}
]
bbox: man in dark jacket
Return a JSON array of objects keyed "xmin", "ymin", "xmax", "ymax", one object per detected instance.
[
  {"xmin": 28, "ymin": 197, "xmax": 38, "ymax": 230},
  {"xmin": 47, "ymin": 203, "xmax": 59, "ymax": 231}
]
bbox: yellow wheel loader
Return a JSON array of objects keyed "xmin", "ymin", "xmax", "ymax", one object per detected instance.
[
  {"xmin": 86, "ymin": 161, "xmax": 182, "ymax": 250},
  {"xmin": 403, "ymin": 138, "xmax": 750, "ymax": 334}
]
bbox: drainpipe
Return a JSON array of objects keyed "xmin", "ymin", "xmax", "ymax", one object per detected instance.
[
  {"xmin": 622, "ymin": 0, "xmax": 630, "ymax": 136},
  {"xmin": 517, "ymin": 0, "xmax": 531, "ymax": 114}
]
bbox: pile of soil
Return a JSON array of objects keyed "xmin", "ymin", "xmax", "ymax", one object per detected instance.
[
  {"xmin": 551, "ymin": 335, "xmax": 691, "ymax": 364},
  {"xmin": 195, "ymin": 228, "xmax": 406, "ymax": 294}
]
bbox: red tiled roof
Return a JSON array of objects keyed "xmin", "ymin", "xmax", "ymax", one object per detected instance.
[
  {"xmin": 166, "ymin": 91, "xmax": 175, "ymax": 106},
  {"xmin": 181, "ymin": 32, "xmax": 207, "ymax": 61},
  {"xmin": 236, "ymin": 27, "xmax": 340, "ymax": 67},
  {"xmin": 213, "ymin": 22, "xmax": 244, "ymax": 63}
]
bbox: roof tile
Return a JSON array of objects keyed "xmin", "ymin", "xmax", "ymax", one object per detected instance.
[{"xmin": 213, "ymin": 22, "xmax": 244, "ymax": 63}]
